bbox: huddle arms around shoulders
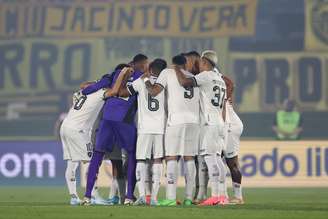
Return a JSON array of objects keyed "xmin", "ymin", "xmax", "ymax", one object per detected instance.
[
  {"xmin": 174, "ymin": 65, "xmax": 197, "ymax": 87},
  {"xmin": 103, "ymin": 67, "xmax": 134, "ymax": 99}
]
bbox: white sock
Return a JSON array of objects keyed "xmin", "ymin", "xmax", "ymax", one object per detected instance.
[
  {"xmin": 65, "ymin": 160, "xmax": 79, "ymax": 197},
  {"xmin": 110, "ymin": 177, "xmax": 119, "ymax": 198},
  {"xmin": 197, "ymin": 156, "xmax": 208, "ymax": 200},
  {"xmin": 184, "ymin": 159, "xmax": 196, "ymax": 200},
  {"xmin": 233, "ymin": 182, "xmax": 243, "ymax": 199},
  {"xmin": 224, "ymin": 181, "xmax": 228, "ymax": 197},
  {"xmin": 166, "ymin": 160, "xmax": 178, "ymax": 200},
  {"xmin": 145, "ymin": 162, "xmax": 151, "ymax": 196},
  {"xmin": 216, "ymin": 156, "xmax": 227, "ymax": 196},
  {"xmin": 151, "ymin": 162, "xmax": 163, "ymax": 201},
  {"xmin": 204, "ymin": 155, "xmax": 219, "ymax": 197},
  {"xmin": 136, "ymin": 161, "xmax": 146, "ymax": 197}
]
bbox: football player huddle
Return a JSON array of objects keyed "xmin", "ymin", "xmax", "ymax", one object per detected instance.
[{"xmin": 60, "ymin": 50, "xmax": 244, "ymax": 207}]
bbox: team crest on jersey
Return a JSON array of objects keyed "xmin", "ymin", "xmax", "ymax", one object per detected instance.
[
  {"xmin": 86, "ymin": 143, "xmax": 93, "ymax": 158},
  {"xmin": 311, "ymin": 0, "xmax": 328, "ymax": 45}
]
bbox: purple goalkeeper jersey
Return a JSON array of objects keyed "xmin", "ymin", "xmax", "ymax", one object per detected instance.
[{"xmin": 82, "ymin": 69, "xmax": 142, "ymax": 124}]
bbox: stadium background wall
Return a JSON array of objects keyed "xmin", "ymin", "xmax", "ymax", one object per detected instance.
[
  {"xmin": 0, "ymin": 0, "xmax": 327, "ymax": 139},
  {"xmin": 0, "ymin": 141, "xmax": 327, "ymax": 187}
]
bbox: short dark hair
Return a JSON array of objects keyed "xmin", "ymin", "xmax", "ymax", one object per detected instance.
[
  {"xmin": 132, "ymin": 54, "xmax": 148, "ymax": 63},
  {"xmin": 186, "ymin": 51, "xmax": 200, "ymax": 57},
  {"xmin": 172, "ymin": 55, "xmax": 186, "ymax": 65},
  {"xmin": 149, "ymin": 58, "xmax": 167, "ymax": 73},
  {"xmin": 114, "ymin": 63, "xmax": 130, "ymax": 71}
]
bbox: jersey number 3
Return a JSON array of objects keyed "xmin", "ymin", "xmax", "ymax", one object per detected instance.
[
  {"xmin": 211, "ymin": 85, "xmax": 226, "ymax": 108},
  {"xmin": 148, "ymin": 94, "xmax": 159, "ymax": 111},
  {"xmin": 73, "ymin": 95, "xmax": 87, "ymax": 110}
]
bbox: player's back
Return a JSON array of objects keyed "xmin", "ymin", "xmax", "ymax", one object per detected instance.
[
  {"xmin": 197, "ymin": 70, "xmax": 226, "ymax": 126},
  {"xmin": 164, "ymin": 68, "xmax": 200, "ymax": 126},
  {"xmin": 63, "ymin": 89, "xmax": 105, "ymax": 131},
  {"xmin": 134, "ymin": 78, "xmax": 166, "ymax": 134}
]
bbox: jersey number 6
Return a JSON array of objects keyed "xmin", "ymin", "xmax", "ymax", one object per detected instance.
[{"xmin": 148, "ymin": 94, "xmax": 159, "ymax": 111}]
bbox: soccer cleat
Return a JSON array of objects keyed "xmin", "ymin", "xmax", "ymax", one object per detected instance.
[
  {"xmin": 183, "ymin": 199, "xmax": 193, "ymax": 206},
  {"xmin": 229, "ymin": 197, "xmax": 244, "ymax": 205},
  {"xmin": 105, "ymin": 196, "xmax": 120, "ymax": 205},
  {"xmin": 124, "ymin": 198, "xmax": 134, "ymax": 206},
  {"xmin": 80, "ymin": 197, "xmax": 92, "ymax": 206},
  {"xmin": 192, "ymin": 199, "xmax": 204, "ymax": 205},
  {"xmin": 70, "ymin": 197, "xmax": 81, "ymax": 206},
  {"xmin": 91, "ymin": 196, "xmax": 108, "ymax": 205},
  {"xmin": 150, "ymin": 199, "xmax": 158, "ymax": 206},
  {"xmin": 157, "ymin": 199, "xmax": 177, "ymax": 206},
  {"xmin": 218, "ymin": 195, "xmax": 229, "ymax": 205},
  {"xmin": 145, "ymin": 195, "xmax": 151, "ymax": 205},
  {"xmin": 133, "ymin": 196, "xmax": 147, "ymax": 206},
  {"xmin": 199, "ymin": 196, "xmax": 220, "ymax": 206}
]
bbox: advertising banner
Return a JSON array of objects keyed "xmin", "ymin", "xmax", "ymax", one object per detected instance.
[
  {"xmin": 0, "ymin": 0, "xmax": 257, "ymax": 39},
  {"xmin": 86, "ymin": 141, "xmax": 328, "ymax": 188},
  {"xmin": 0, "ymin": 141, "xmax": 65, "ymax": 185}
]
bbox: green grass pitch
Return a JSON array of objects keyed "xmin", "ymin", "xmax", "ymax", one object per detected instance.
[{"xmin": 0, "ymin": 187, "xmax": 327, "ymax": 219}]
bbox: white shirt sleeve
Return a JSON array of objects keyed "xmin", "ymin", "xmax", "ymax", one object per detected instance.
[
  {"xmin": 194, "ymin": 71, "xmax": 211, "ymax": 86},
  {"xmin": 155, "ymin": 69, "xmax": 168, "ymax": 89},
  {"xmin": 127, "ymin": 78, "xmax": 141, "ymax": 95}
]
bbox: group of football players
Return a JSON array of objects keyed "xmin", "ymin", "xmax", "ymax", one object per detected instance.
[{"xmin": 59, "ymin": 50, "xmax": 244, "ymax": 207}]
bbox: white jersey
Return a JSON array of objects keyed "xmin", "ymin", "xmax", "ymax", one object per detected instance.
[
  {"xmin": 156, "ymin": 68, "xmax": 200, "ymax": 126},
  {"xmin": 127, "ymin": 77, "xmax": 166, "ymax": 134},
  {"xmin": 194, "ymin": 70, "xmax": 226, "ymax": 126},
  {"xmin": 62, "ymin": 89, "xmax": 105, "ymax": 132}
]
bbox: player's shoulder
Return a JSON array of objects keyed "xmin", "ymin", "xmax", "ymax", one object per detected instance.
[{"xmin": 160, "ymin": 68, "xmax": 172, "ymax": 75}]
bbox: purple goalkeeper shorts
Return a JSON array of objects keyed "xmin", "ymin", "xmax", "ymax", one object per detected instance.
[{"xmin": 95, "ymin": 119, "xmax": 137, "ymax": 153}]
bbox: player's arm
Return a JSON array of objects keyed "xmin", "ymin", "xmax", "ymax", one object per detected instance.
[
  {"xmin": 222, "ymin": 99, "xmax": 227, "ymax": 122},
  {"xmin": 103, "ymin": 67, "xmax": 134, "ymax": 98},
  {"xmin": 140, "ymin": 71, "xmax": 162, "ymax": 96},
  {"xmin": 174, "ymin": 65, "xmax": 197, "ymax": 87},
  {"xmin": 222, "ymin": 75, "xmax": 234, "ymax": 105},
  {"xmin": 82, "ymin": 75, "xmax": 113, "ymax": 95},
  {"xmin": 144, "ymin": 78, "xmax": 163, "ymax": 97},
  {"xmin": 79, "ymin": 81, "xmax": 95, "ymax": 89}
]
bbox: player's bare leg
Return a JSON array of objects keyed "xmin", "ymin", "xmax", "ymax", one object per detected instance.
[
  {"xmin": 226, "ymin": 156, "xmax": 244, "ymax": 204},
  {"xmin": 183, "ymin": 156, "xmax": 196, "ymax": 206}
]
